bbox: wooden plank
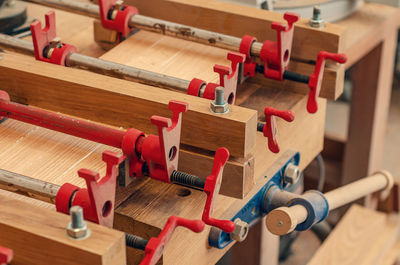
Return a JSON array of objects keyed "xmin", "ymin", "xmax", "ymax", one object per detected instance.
[
  {"xmin": 380, "ymin": 241, "xmax": 400, "ymax": 265},
  {"xmin": 100, "ymin": 26, "xmax": 342, "ymax": 100},
  {"xmin": 124, "ymin": 0, "xmax": 345, "ymax": 62},
  {"xmin": 308, "ymin": 205, "xmax": 400, "ymax": 265},
  {"xmin": 0, "ymin": 192, "xmax": 126, "ymax": 265},
  {"xmin": 0, "ymin": 52, "xmax": 257, "ymax": 158}
]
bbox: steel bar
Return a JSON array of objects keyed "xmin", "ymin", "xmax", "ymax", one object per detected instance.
[
  {"xmin": 21, "ymin": 0, "xmax": 263, "ymax": 56},
  {"xmin": 0, "ymin": 33, "xmax": 191, "ymax": 92}
]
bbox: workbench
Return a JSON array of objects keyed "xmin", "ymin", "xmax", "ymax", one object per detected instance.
[{"xmin": 0, "ymin": 0, "xmax": 349, "ymax": 264}]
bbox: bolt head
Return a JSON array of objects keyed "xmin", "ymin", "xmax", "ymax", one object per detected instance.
[
  {"xmin": 284, "ymin": 163, "xmax": 300, "ymax": 185},
  {"xmin": 210, "ymin": 101, "xmax": 229, "ymax": 114},
  {"xmin": 67, "ymin": 222, "xmax": 89, "ymax": 239},
  {"xmin": 230, "ymin": 218, "xmax": 249, "ymax": 242}
]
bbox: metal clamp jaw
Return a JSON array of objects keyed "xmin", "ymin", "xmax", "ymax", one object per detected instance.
[
  {"xmin": 240, "ymin": 12, "xmax": 299, "ymax": 80},
  {"xmin": 30, "ymin": 11, "xmax": 77, "ymax": 66},
  {"xmin": 121, "ymin": 101, "xmax": 188, "ymax": 185},
  {"xmin": 98, "ymin": 0, "xmax": 138, "ymax": 41},
  {"xmin": 259, "ymin": 107, "xmax": 295, "ymax": 153},
  {"xmin": 307, "ymin": 51, "xmax": 347, "ymax": 113},
  {"xmin": 0, "ymin": 246, "xmax": 13, "ymax": 265},
  {"xmin": 55, "ymin": 151, "xmax": 125, "ymax": 227},
  {"xmin": 140, "ymin": 216, "xmax": 205, "ymax": 265},
  {"xmin": 202, "ymin": 148, "xmax": 236, "ymax": 233},
  {"xmin": 188, "ymin": 52, "xmax": 245, "ymax": 104}
]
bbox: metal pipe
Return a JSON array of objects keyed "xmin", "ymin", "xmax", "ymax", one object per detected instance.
[
  {"xmin": 0, "ymin": 98, "xmax": 126, "ymax": 149},
  {"xmin": 20, "ymin": 0, "xmax": 263, "ymax": 56},
  {"xmin": 0, "ymin": 34, "xmax": 191, "ymax": 92}
]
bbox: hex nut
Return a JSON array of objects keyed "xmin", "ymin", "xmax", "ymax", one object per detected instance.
[
  {"xmin": 309, "ymin": 19, "xmax": 324, "ymax": 28},
  {"xmin": 230, "ymin": 218, "xmax": 249, "ymax": 242},
  {"xmin": 67, "ymin": 222, "xmax": 89, "ymax": 239},
  {"xmin": 284, "ymin": 163, "xmax": 300, "ymax": 184},
  {"xmin": 210, "ymin": 101, "xmax": 229, "ymax": 114}
]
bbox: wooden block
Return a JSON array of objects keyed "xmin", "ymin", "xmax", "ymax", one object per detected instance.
[
  {"xmin": 125, "ymin": 0, "xmax": 345, "ymax": 62},
  {"xmin": 0, "ymin": 192, "xmax": 126, "ymax": 265},
  {"xmin": 308, "ymin": 205, "xmax": 400, "ymax": 265},
  {"xmin": 380, "ymin": 241, "xmax": 400, "ymax": 265},
  {"xmin": 0, "ymin": 52, "xmax": 257, "ymax": 158}
]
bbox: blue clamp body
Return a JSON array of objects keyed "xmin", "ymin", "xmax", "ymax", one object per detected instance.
[
  {"xmin": 287, "ymin": 190, "xmax": 329, "ymax": 231},
  {"xmin": 208, "ymin": 152, "xmax": 300, "ymax": 249}
]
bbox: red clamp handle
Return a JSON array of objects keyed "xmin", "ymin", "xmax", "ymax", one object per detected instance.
[
  {"xmin": 0, "ymin": 246, "xmax": 13, "ymax": 265},
  {"xmin": 262, "ymin": 107, "xmax": 295, "ymax": 153},
  {"xmin": 55, "ymin": 151, "xmax": 125, "ymax": 227},
  {"xmin": 307, "ymin": 51, "xmax": 347, "ymax": 113},
  {"xmin": 188, "ymin": 52, "xmax": 245, "ymax": 104},
  {"xmin": 260, "ymin": 12, "xmax": 299, "ymax": 81},
  {"xmin": 98, "ymin": 0, "xmax": 138, "ymax": 40},
  {"xmin": 30, "ymin": 11, "xmax": 77, "ymax": 66},
  {"xmin": 141, "ymin": 101, "xmax": 188, "ymax": 182},
  {"xmin": 202, "ymin": 147, "xmax": 235, "ymax": 233},
  {"xmin": 140, "ymin": 216, "xmax": 205, "ymax": 265}
]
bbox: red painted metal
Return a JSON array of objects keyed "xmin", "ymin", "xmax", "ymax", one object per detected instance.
[
  {"xmin": 0, "ymin": 90, "xmax": 188, "ymax": 183},
  {"xmin": 0, "ymin": 246, "xmax": 13, "ymax": 265},
  {"xmin": 30, "ymin": 11, "xmax": 77, "ymax": 66},
  {"xmin": 188, "ymin": 52, "xmax": 245, "ymax": 104},
  {"xmin": 307, "ymin": 51, "xmax": 347, "ymax": 113},
  {"xmin": 55, "ymin": 151, "xmax": 124, "ymax": 227},
  {"xmin": 202, "ymin": 147, "xmax": 235, "ymax": 233},
  {"xmin": 141, "ymin": 216, "xmax": 205, "ymax": 265},
  {"xmin": 98, "ymin": 0, "xmax": 138, "ymax": 41},
  {"xmin": 240, "ymin": 12, "xmax": 299, "ymax": 80},
  {"xmin": 262, "ymin": 107, "xmax": 295, "ymax": 153}
]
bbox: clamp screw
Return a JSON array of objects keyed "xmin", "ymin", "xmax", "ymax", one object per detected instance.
[
  {"xmin": 284, "ymin": 163, "xmax": 300, "ymax": 185},
  {"xmin": 309, "ymin": 6, "xmax": 324, "ymax": 28},
  {"xmin": 230, "ymin": 218, "xmax": 249, "ymax": 242},
  {"xmin": 67, "ymin": 206, "xmax": 90, "ymax": 239},
  {"xmin": 210, "ymin": 87, "xmax": 229, "ymax": 114}
]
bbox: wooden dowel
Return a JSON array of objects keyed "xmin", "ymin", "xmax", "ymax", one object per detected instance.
[
  {"xmin": 0, "ymin": 168, "xmax": 60, "ymax": 200},
  {"xmin": 20, "ymin": 0, "xmax": 263, "ymax": 56},
  {"xmin": 266, "ymin": 171, "xmax": 394, "ymax": 235},
  {"xmin": 0, "ymin": 34, "xmax": 190, "ymax": 92}
]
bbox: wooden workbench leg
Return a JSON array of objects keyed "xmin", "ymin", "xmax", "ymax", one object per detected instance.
[
  {"xmin": 231, "ymin": 217, "xmax": 279, "ymax": 265},
  {"xmin": 342, "ymin": 32, "xmax": 398, "ymax": 186}
]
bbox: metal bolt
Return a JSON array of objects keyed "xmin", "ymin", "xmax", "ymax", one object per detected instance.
[
  {"xmin": 284, "ymin": 163, "xmax": 300, "ymax": 185},
  {"xmin": 230, "ymin": 218, "xmax": 249, "ymax": 242},
  {"xmin": 67, "ymin": 206, "xmax": 90, "ymax": 239},
  {"xmin": 210, "ymin": 87, "xmax": 229, "ymax": 114},
  {"xmin": 309, "ymin": 6, "xmax": 324, "ymax": 28}
]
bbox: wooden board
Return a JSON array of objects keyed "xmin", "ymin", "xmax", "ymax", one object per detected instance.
[
  {"xmin": 0, "ymin": 191, "xmax": 126, "ymax": 265},
  {"xmin": 308, "ymin": 205, "xmax": 400, "ymax": 265},
  {"xmin": 0, "ymin": 52, "xmax": 257, "ymax": 158},
  {"xmin": 124, "ymin": 0, "xmax": 345, "ymax": 62},
  {"xmin": 100, "ymin": 25, "xmax": 343, "ymax": 100}
]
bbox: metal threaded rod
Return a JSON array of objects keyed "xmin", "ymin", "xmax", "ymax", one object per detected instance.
[
  {"xmin": 19, "ymin": 0, "xmax": 264, "ymax": 56},
  {"xmin": 125, "ymin": 233, "xmax": 149, "ymax": 250},
  {"xmin": 170, "ymin": 170, "xmax": 206, "ymax": 190},
  {"xmin": 0, "ymin": 33, "xmax": 191, "ymax": 92},
  {"xmin": 257, "ymin": 122, "xmax": 264, "ymax": 132},
  {"xmin": 255, "ymin": 64, "xmax": 310, "ymax": 84}
]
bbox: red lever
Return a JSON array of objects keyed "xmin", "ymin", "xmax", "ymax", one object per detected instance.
[
  {"xmin": 202, "ymin": 147, "xmax": 235, "ymax": 233},
  {"xmin": 30, "ymin": 11, "xmax": 77, "ymax": 66},
  {"xmin": 262, "ymin": 107, "xmax": 295, "ymax": 153},
  {"xmin": 140, "ymin": 216, "xmax": 205, "ymax": 265},
  {"xmin": 98, "ymin": 0, "xmax": 138, "ymax": 41},
  {"xmin": 0, "ymin": 246, "xmax": 13, "ymax": 265},
  {"xmin": 55, "ymin": 151, "xmax": 125, "ymax": 227},
  {"xmin": 307, "ymin": 51, "xmax": 347, "ymax": 113},
  {"xmin": 188, "ymin": 52, "xmax": 245, "ymax": 104}
]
